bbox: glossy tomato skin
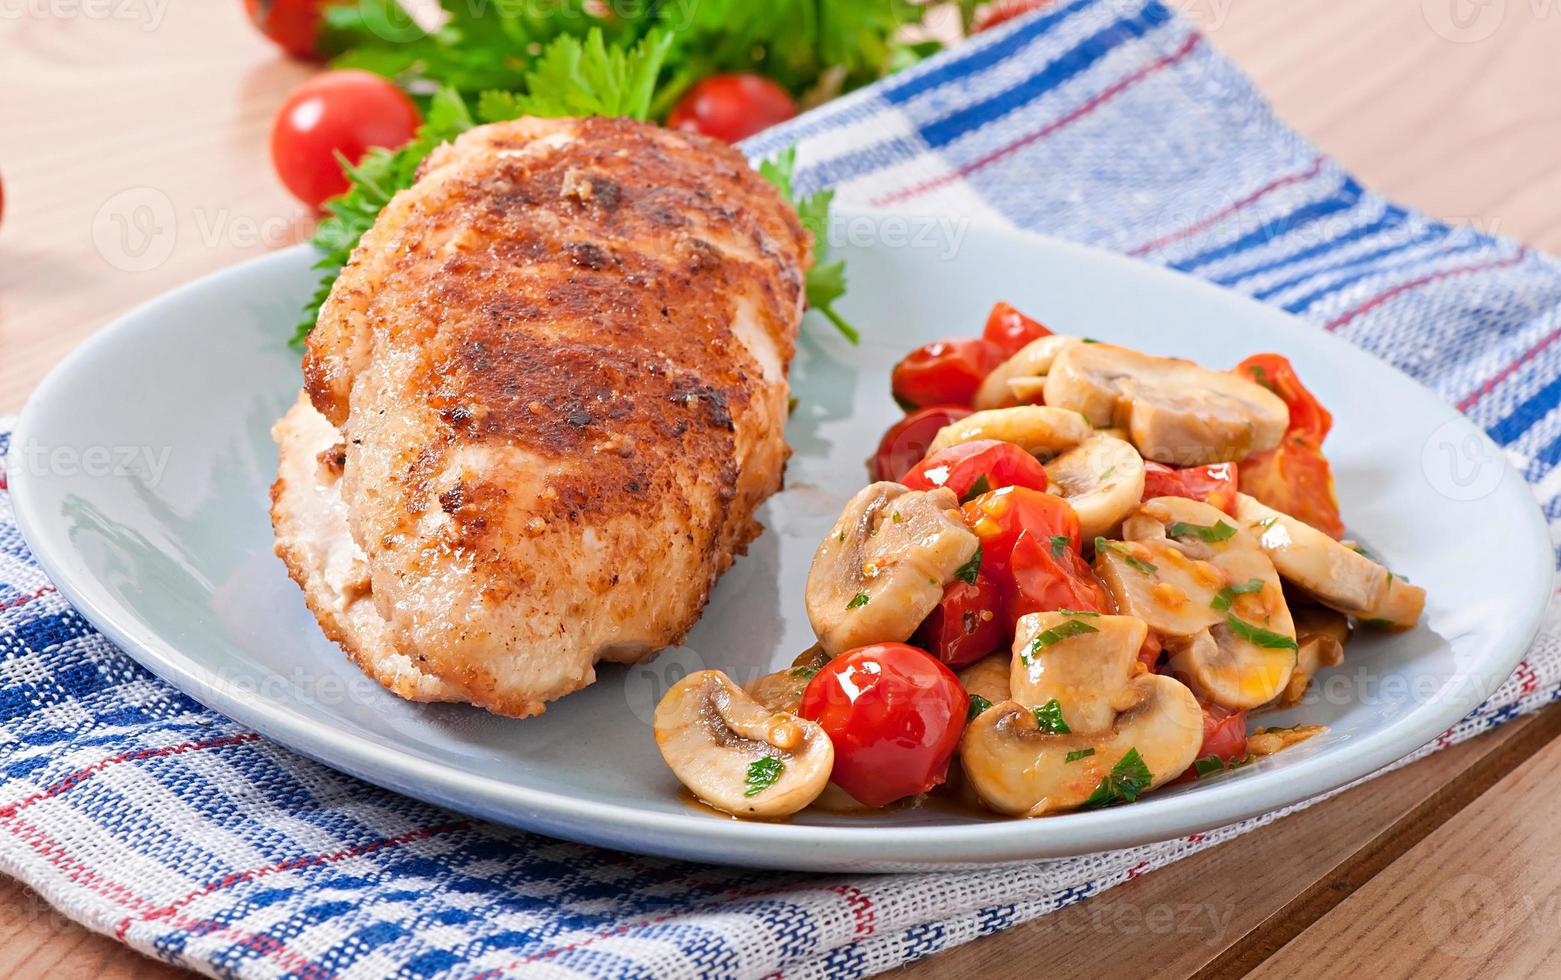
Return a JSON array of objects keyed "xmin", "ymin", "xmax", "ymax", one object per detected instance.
[
  {"xmin": 271, "ymin": 70, "xmax": 420, "ymax": 209},
  {"xmin": 799, "ymin": 643, "xmax": 968, "ymax": 807},
  {"xmin": 1008, "ymin": 531, "xmax": 1110, "ymax": 621},
  {"xmin": 1235, "ymin": 353, "xmax": 1332, "ymax": 442},
  {"xmin": 1141, "ymin": 461, "xmax": 1239, "ymax": 515},
  {"xmin": 1174, "ymin": 705, "xmax": 1248, "ymax": 783},
  {"xmin": 981, "ymin": 301, "xmax": 1053, "ymax": 357},
  {"xmin": 891, "ymin": 339, "xmax": 1003, "ymax": 409},
  {"xmin": 667, "ymin": 74, "xmax": 798, "ymax": 143},
  {"xmin": 961, "ymin": 486, "xmax": 1107, "ymax": 624},
  {"xmin": 916, "ymin": 571, "xmax": 1008, "ymax": 669},
  {"xmin": 961, "ymin": 486, "xmax": 1080, "ymax": 583},
  {"xmin": 871, "ymin": 405, "xmax": 971, "ymax": 482},
  {"xmin": 1240, "ymin": 436, "xmax": 1346, "ymax": 539},
  {"xmin": 898, "ymin": 439, "xmax": 1049, "ymax": 499},
  {"xmin": 245, "ymin": 0, "xmax": 330, "ymax": 60}
]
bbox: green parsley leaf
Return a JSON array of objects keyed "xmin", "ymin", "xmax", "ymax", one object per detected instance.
[
  {"xmin": 966, "ymin": 693, "xmax": 992, "ymax": 722},
  {"xmin": 1095, "ymin": 537, "xmax": 1157, "ymax": 574},
  {"xmin": 758, "ymin": 146, "xmax": 857, "ymax": 343},
  {"xmin": 958, "ymin": 474, "xmax": 992, "ymax": 504},
  {"xmin": 1361, "ymin": 617, "xmax": 1396, "ymax": 629},
  {"xmin": 1065, "ymin": 747, "xmax": 1095, "ymax": 763},
  {"xmin": 1167, "ymin": 520, "xmax": 1237, "ymax": 544},
  {"xmin": 1050, "ymin": 534, "xmax": 1070, "ymax": 558},
  {"xmin": 1022, "ymin": 620, "xmax": 1099, "ymax": 665},
  {"xmin": 1032, "ymin": 699, "xmax": 1071, "ymax": 734},
  {"xmin": 1193, "ymin": 755, "xmax": 1228, "ymax": 777},
  {"xmin": 498, "ymin": 28, "xmax": 673, "ymax": 121},
  {"xmin": 790, "ymin": 663, "xmax": 820, "ymax": 680},
  {"xmin": 954, "ymin": 545, "xmax": 982, "ymax": 585},
  {"xmin": 1210, "ymin": 578, "xmax": 1266, "ymax": 612},
  {"xmin": 846, "ymin": 592, "xmax": 871, "ymax": 610},
  {"xmin": 1081, "ymin": 748, "xmax": 1153, "ymax": 808},
  {"xmin": 1054, "ymin": 609, "xmax": 1101, "ymax": 617},
  {"xmin": 744, "ymin": 756, "xmax": 785, "ymax": 797},
  {"xmin": 1226, "ymin": 614, "xmax": 1299, "ymax": 650}
]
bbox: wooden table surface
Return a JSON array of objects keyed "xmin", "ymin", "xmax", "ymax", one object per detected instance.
[{"xmin": 3, "ymin": 1, "xmax": 1560, "ymax": 977}]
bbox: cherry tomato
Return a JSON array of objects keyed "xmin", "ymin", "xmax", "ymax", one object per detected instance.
[
  {"xmin": 899, "ymin": 440, "xmax": 1049, "ymax": 500},
  {"xmin": 1141, "ymin": 461, "xmax": 1239, "ymax": 515},
  {"xmin": 981, "ymin": 301, "xmax": 1053, "ymax": 358},
  {"xmin": 961, "ymin": 485, "xmax": 1081, "ymax": 584},
  {"xmin": 667, "ymin": 74, "xmax": 798, "ymax": 144},
  {"xmin": 245, "ymin": 0, "xmax": 331, "ymax": 60},
  {"xmin": 799, "ymin": 643, "xmax": 968, "ymax": 807},
  {"xmin": 1235, "ymin": 353, "xmax": 1333, "ymax": 443},
  {"xmin": 1239, "ymin": 436, "xmax": 1346, "ymax": 539},
  {"xmin": 271, "ymin": 70, "xmax": 421, "ymax": 210},
  {"xmin": 1137, "ymin": 629, "xmax": 1164, "ymax": 673},
  {"xmin": 870, "ymin": 405, "xmax": 971, "ymax": 482},
  {"xmin": 916, "ymin": 571, "xmax": 1008, "ymax": 669},
  {"xmin": 891, "ymin": 339, "xmax": 1004, "ymax": 410},
  {"xmin": 974, "ymin": 0, "xmax": 1052, "ymax": 32},
  {"xmin": 1008, "ymin": 530, "xmax": 1110, "ymax": 621}
]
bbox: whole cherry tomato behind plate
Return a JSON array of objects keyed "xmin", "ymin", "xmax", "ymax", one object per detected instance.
[
  {"xmin": 271, "ymin": 70, "xmax": 421, "ymax": 210},
  {"xmin": 668, "ymin": 74, "xmax": 798, "ymax": 144}
]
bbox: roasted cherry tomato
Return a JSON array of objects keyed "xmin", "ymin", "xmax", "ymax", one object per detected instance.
[
  {"xmin": 1235, "ymin": 353, "xmax": 1332, "ymax": 443},
  {"xmin": 915, "ymin": 571, "xmax": 1008, "ymax": 669},
  {"xmin": 871, "ymin": 405, "xmax": 971, "ymax": 482},
  {"xmin": 1008, "ymin": 530, "xmax": 1110, "ymax": 621},
  {"xmin": 961, "ymin": 485, "xmax": 1081, "ymax": 583},
  {"xmin": 244, "ymin": 0, "xmax": 332, "ymax": 60},
  {"xmin": 799, "ymin": 643, "xmax": 968, "ymax": 807},
  {"xmin": 899, "ymin": 440, "xmax": 1049, "ymax": 500},
  {"xmin": 981, "ymin": 301, "xmax": 1053, "ymax": 358},
  {"xmin": 891, "ymin": 339, "xmax": 1003, "ymax": 410},
  {"xmin": 974, "ymin": 0, "xmax": 1051, "ymax": 32},
  {"xmin": 1141, "ymin": 461, "xmax": 1239, "ymax": 515},
  {"xmin": 1137, "ymin": 630, "xmax": 1164, "ymax": 673},
  {"xmin": 271, "ymin": 70, "xmax": 421, "ymax": 210},
  {"xmin": 1239, "ymin": 436, "xmax": 1346, "ymax": 539},
  {"xmin": 1175, "ymin": 705, "xmax": 1248, "ymax": 782},
  {"xmin": 667, "ymin": 73, "xmax": 798, "ymax": 143}
]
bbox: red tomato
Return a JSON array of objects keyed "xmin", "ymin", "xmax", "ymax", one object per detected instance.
[
  {"xmin": 1235, "ymin": 353, "xmax": 1333, "ymax": 443},
  {"xmin": 667, "ymin": 74, "xmax": 798, "ymax": 144},
  {"xmin": 961, "ymin": 485, "xmax": 1081, "ymax": 584},
  {"xmin": 974, "ymin": 0, "xmax": 1052, "ymax": 32},
  {"xmin": 899, "ymin": 440, "xmax": 1049, "ymax": 500},
  {"xmin": 915, "ymin": 571, "xmax": 1008, "ymax": 669},
  {"xmin": 1137, "ymin": 630, "xmax": 1164, "ymax": 673},
  {"xmin": 1174, "ymin": 705, "xmax": 1248, "ymax": 782},
  {"xmin": 870, "ymin": 405, "xmax": 971, "ymax": 482},
  {"xmin": 981, "ymin": 301, "xmax": 1053, "ymax": 358},
  {"xmin": 799, "ymin": 643, "xmax": 968, "ymax": 807},
  {"xmin": 1141, "ymin": 461, "xmax": 1239, "ymax": 515},
  {"xmin": 271, "ymin": 70, "xmax": 421, "ymax": 210},
  {"xmin": 1008, "ymin": 531, "xmax": 1110, "ymax": 621},
  {"xmin": 891, "ymin": 339, "xmax": 1003, "ymax": 410},
  {"xmin": 245, "ymin": 0, "xmax": 331, "ymax": 60},
  {"xmin": 1239, "ymin": 436, "xmax": 1346, "ymax": 539}
]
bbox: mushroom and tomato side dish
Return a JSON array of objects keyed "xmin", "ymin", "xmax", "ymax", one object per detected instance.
[{"xmin": 653, "ymin": 302, "xmax": 1427, "ymax": 821}]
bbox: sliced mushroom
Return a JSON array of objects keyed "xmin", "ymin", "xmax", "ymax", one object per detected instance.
[
  {"xmin": 1043, "ymin": 434, "xmax": 1147, "ymax": 541},
  {"xmin": 959, "ymin": 674, "xmax": 1204, "ymax": 816},
  {"xmin": 746, "ymin": 645, "xmax": 831, "ymax": 714},
  {"xmin": 1044, "ymin": 343, "xmax": 1289, "ymax": 465},
  {"xmin": 1010, "ymin": 611, "xmax": 1146, "ymax": 734},
  {"xmin": 927, "ymin": 406, "xmax": 1094, "ymax": 459},
  {"xmin": 1006, "ymin": 377, "xmax": 1048, "ymax": 405},
  {"xmin": 958, "ymin": 652, "xmax": 1012, "ymax": 708},
  {"xmin": 1234, "ymin": 494, "xmax": 1424, "ymax": 629},
  {"xmin": 806, "ymin": 482, "xmax": 978, "ymax": 656},
  {"xmin": 654, "ymin": 670, "xmax": 834, "ymax": 818},
  {"xmin": 974, "ymin": 335, "xmax": 1082, "ymax": 409},
  {"xmin": 1281, "ymin": 604, "xmax": 1348, "ymax": 706},
  {"xmin": 1093, "ymin": 537, "xmax": 1225, "ymax": 637}
]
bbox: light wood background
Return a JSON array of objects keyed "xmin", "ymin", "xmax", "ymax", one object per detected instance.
[{"xmin": 3, "ymin": 1, "xmax": 1561, "ymax": 976}]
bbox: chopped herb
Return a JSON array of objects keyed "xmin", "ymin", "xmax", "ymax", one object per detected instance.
[
  {"xmin": 1065, "ymin": 747, "xmax": 1096, "ymax": 763},
  {"xmin": 790, "ymin": 663, "xmax": 820, "ymax": 680},
  {"xmin": 959, "ymin": 474, "xmax": 992, "ymax": 503},
  {"xmin": 1054, "ymin": 609, "xmax": 1101, "ymax": 617},
  {"xmin": 1361, "ymin": 617, "xmax": 1396, "ymax": 629},
  {"xmin": 892, "ymin": 511, "xmax": 903, "ymax": 524},
  {"xmin": 1167, "ymin": 520, "xmax": 1237, "ymax": 544},
  {"xmin": 1210, "ymin": 578, "xmax": 1266, "ymax": 612},
  {"xmin": 1081, "ymin": 748, "xmax": 1153, "ymax": 808},
  {"xmin": 837, "ymin": 532, "xmax": 846, "ymax": 542},
  {"xmin": 1349, "ymin": 542, "xmax": 1377, "ymax": 561},
  {"xmin": 846, "ymin": 592, "xmax": 871, "ymax": 610},
  {"xmin": 1032, "ymin": 699, "xmax": 1071, "ymax": 734},
  {"xmin": 1022, "ymin": 620, "xmax": 1099, "ymax": 664},
  {"xmin": 1050, "ymin": 534, "xmax": 1071, "ymax": 558},
  {"xmin": 966, "ymin": 694, "xmax": 992, "ymax": 722},
  {"xmin": 1099, "ymin": 464, "xmax": 1117, "ymax": 481},
  {"xmin": 1226, "ymin": 614, "xmax": 1299, "ymax": 650},
  {"xmin": 1250, "ymin": 516, "xmax": 1277, "ymax": 530},
  {"xmin": 744, "ymin": 757, "xmax": 785, "ymax": 797},
  {"xmin": 1248, "ymin": 364, "xmax": 1273, "ymax": 391},
  {"xmin": 1082, "ymin": 337, "xmax": 1100, "ymax": 344},
  {"xmin": 954, "ymin": 545, "xmax": 983, "ymax": 585},
  {"xmin": 1095, "ymin": 537, "xmax": 1158, "ymax": 574}
]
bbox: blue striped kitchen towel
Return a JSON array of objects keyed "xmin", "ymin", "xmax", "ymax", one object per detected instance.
[{"xmin": 4, "ymin": 1, "xmax": 1561, "ymax": 976}]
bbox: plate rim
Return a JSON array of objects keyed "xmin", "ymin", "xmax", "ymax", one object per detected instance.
[{"xmin": 9, "ymin": 223, "xmax": 1553, "ymax": 870}]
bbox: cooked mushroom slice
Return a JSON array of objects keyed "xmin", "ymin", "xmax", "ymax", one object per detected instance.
[
  {"xmin": 959, "ymin": 674, "xmax": 1203, "ymax": 816},
  {"xmin": 974, "ymin": 335, "xmax": 1082, "ymax": 409},
  {"xmin": 1248, "ymin": 724, "xmax": 1325, "ymax": 756},
  {"xmin": 746, "ymin": 645, "xmax": 831, "ymax": 714},
  {"xmin": 1010, "ymin": 611, "xmax": 1146, "ymax": 734},
  {"xmin": 806, "ymin": 483, "xmax": 979, "ymax": 656},
  {"xmin": 1165, "ymin": 618, "xmax": 1294, "ymax": 711},
  {"xmin": 654, "ymin": 670, "xmax": 834, "ymax": 818},
  {"xmin": 1006, "ymin": 377, "xmax": 1048, "ymax": 405},
  {"xmin": 1043, "ymin": 434, "xmax": 1147, "ymax": 541},
  {"xmin": 1044, "ymin": 343, "xmax": 1289, "ymax": 465},
  {"xmin": 1093, "ymin": 537, "xmax": 1225, "ymax": 637},
  {"xmin": 958, "ymin": 652, "xmax": 1012, "ymax": 709},
  {"xmin": 1281, "ymin": 605, "xmax": 1348, "ymax": 706},
  {"xmin": 1235, "ymin": 494, "xmax": 1425, "ymax": 629},
  {"xmin": 927, "ymin": 406, "xmax": 1094, "ymax": 459}
]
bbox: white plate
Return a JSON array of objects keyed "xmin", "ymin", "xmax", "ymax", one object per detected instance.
[{"xmin": 10, "ymin": 216, "xmax": 1551, "ymax": 871}]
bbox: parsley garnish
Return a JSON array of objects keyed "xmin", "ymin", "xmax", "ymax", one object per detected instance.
[
  {"xmin": 1226, "ymin": 615, "xmax": 1298, "ymax": 650},
  {"xmin": 1361, "ymin": 617, "xmax": 1396, "ymax": 629},
  {"xmin": 1210, "ymin": 578, "xmax": 1266, "ymax": 612},
  {"xmin": 1054, "ymin": 609, "xmax": 1101, "ymax": 617},
  {"xmin": 1081, "ymin": 748, "xmax": 1153, "ymax": 808},
  {"xmin": 966, "ymin": 694, "xmax": 992, "ymax": 722},
  {"xmin": 790, "ymin": 664, "xmax": 820, "ymax": 680},
  {"xmin": 757, "ymin": 147, "xmax": 855, "ymax": 343},
  {"xmin": 1095, "ymin": 537, "xmax": 1157, "ymax": 574},
  {"xmin": 958, "ymin": 474, "xmax": 992, "ymax": 504},
  {"xmin": 744, "ymin": 757, "xmax": 785, "ymax": 797},
  {"xmin": 1021, "ymin": 620, "xmax": 1099, "ymax": 664},
  {"xmin": 1050, "ymin": 534, "xmax": 1071, "ymax": 558},
  {"xmin": 1065, "ymin": 747, "xmax": 1095, "ymax": 763},
  {"xmin": 1032, "ymin": 699, "xmax": 1071, "ymax": 734},
  {"xmin": 954, "ymin": 546, "xmax": 982, "ymax": 585},
  {"xmin": 845, "ymin": 592, "xmax": 871, "ymax": 610},
  {"xmin": 1167, "ymin": 520, "xmax": 1237, "ymax": 544}
]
